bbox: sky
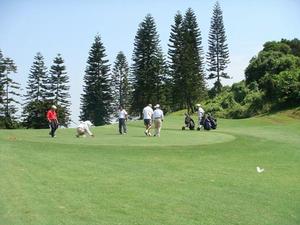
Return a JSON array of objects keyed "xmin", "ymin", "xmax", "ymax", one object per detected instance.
[{"xmin": 0, "ymin": 0, "xmax": 299, "ymax": 123}]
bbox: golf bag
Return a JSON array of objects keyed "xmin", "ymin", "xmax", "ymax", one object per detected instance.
[
  {"xmin": 210, "ymin": 118, "xmax": 217, "ymax": 129},
  {"xmin": 204, "ymin": 118, "xmax": 211, "ymax": 130},
  {"xmin": 183, "ymin": 114, "xmax": 195, "ymax": 130},
  {"xmin": 208, "ymin": 115, "xmax": 217, "ymax": 129}
]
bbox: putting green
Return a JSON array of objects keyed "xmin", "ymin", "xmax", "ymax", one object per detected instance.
[{"xmin": 1, "ymin": 122, "xmax": 235, "ymax": 147}]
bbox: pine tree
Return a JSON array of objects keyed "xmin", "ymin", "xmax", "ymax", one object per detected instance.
[
  {"xmin": 111, "ymin": 51, "xmax": 131, "ymax": 114},
  {"xmin": 23, "ymin": 52, "xmax": 50, "ymax": 128},
  {"xmin": 0, "ymin": 50, "xmax": 5, "ymax": 104},
  {"xmin": 24, "ymin": 52, "xmax": 48, "ymax": 102},
  {"xmin": 168, "ymin": 12, "xmax": 185, "ymax": 110},
  {"xmin": 168, "ymin": 8, "xmax": 206, "ymax": 113},
  {"xmin": 80, "ymin": 35, "xmax": 112, "ymax": 125},
  {"xmin": 48, "ymin": 54, "xmax": 71, "ymax": 126},
  {"xmin": 0, "ymin": 51, "xmax": 21, "ymax": 128},
  {"xmin": 207, "ymin": 1, "xmax": 230, "ymax": 94},
  {"xmin": 131, "ymin": 14, "xmax": 167, "ymax": 116}
]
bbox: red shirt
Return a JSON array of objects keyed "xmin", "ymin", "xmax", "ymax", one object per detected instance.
[{"xmin": 47, "ymin": 109, "xmax": 57, "ymax": 121}]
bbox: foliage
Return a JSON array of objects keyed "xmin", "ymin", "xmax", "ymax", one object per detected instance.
[
  {"xmin": 168, "ymin": 9, "xmax": 206, "ymax": 113},
  {"xmin": 80, "ymin": 35, "xmax": 113, "ymax": 125},
  {"xmin": 281, "ymin": 38, "xmax": 300, "ymax": 57},
  {"xmin": 204, "ymin": 81, "xmax": 267, "ymax": 118},
  {"xmin": 111, "ymin": 52, "xmax": 132, "ymax": 114},
  {"xmin": 269, "ymin": 69, "xmax": 300, "ymax": 105},
  {"xmin": 22, "ymin": 53, "xmax": 72, "ymax": 128},
  {"xmin": 168, "ymin": 12, "xmax": 184, "ymax": 111},
  {"xmin": 131, "ymin": 14, "xmax": 167, "ymax": 116},
  {"xmin": 24, "ymin": 52, "xmax": 48, "ymax": 102},
  {"xmin": 23, "ymin": 53, "xmax": 50, "ymax": 128},
  {"xmin": 206, "ymin": 1, "xmax": 230, "ymax": 93},
  {"xmin": 0, "ymin": 50, "xmax": 21, "ymax": 128},
  {"xmin": 244, "ymin": 39, "xmax": 300, "ymax": 110},
  {"xmin": 48, "ymin": 54, "xmax": 71, "ymax": 127},
  {"xmin": 22, "ymin": 100, "xmax": 52, "ymax": 129},
  {"xmin": 245, "ymin": 51, "xmax": 300, "ymax": 85}
]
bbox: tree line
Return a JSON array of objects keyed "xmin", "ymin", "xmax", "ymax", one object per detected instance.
[{"xmin": 1, "ymin": 3, "xmax": 230, "ymax": 128}]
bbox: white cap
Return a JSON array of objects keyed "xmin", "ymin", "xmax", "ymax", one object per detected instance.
[
  {"xmin": 196, "ymin": 104, "xmax": 201, "ymax": 107},
  {"xmin": 154, "ymin": 104, "xmax": 160, "ymax": 108},
  {"xmin": 51, "ymin": 105, "xmax": 57, "ymax": 109}
]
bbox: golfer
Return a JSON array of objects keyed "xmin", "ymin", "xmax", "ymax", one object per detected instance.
[
  {"xmin": 153, "ymin": 104, "xmax": 164, "ymax": 137},
  {"xmin": 118, "ymin": 106, "xmax": 128, "ymax": 134},
  {"xmin": 143, "ymin": 104, "xmax": 153, "ymax": 136},
  {"xmin": 196, "ymin": 103, "xmax": 205, "ymax": 130},
  {"xmin": 47, "ymin": 105, "xmax": 59, "ymax": 138},
  {"xmin": 76, "ymin": 120, "xmax": 94, "ymax": 137}
]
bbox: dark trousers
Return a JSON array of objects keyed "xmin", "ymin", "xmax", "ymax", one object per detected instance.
[
  {"xmin": 119, "ymin": 118, "xmax": 127, "ymax": 134},
  {"xmin": 49, "ymin": 120, "xmax": 58, "ymax": 137}
]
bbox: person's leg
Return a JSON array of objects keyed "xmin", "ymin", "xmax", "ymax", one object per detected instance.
[
  {"xmin": 156, "ymin": 119, "xmax": 162, "ymax": 137},
  {"xmin": 157, "ymin": 119, "xmax": 162, "ymax": 136},
  {"xmin": 50, "ymin": 121, "xmax": 55, "ymax": 137},
  {"xmin": 144, "ymin": 119, "xmax": 151, "ymax": 135},
  {"xmin": 119, "ymin": 119, "xmax": 122, "ymax": 134},
  {"xmin": 123, "ymin": 120, "xmax": 127, "ymax": 133},
  {"xmin": 53, "ymin": 122, "xmax": 58, "ymax": 136},
  {"xmin": 147, "ymin": 122, "xmax": 152, "ymax": 136},
  {"xmin": 154, "ymin": 119, "xmax": 158, "ymax": 136},
  {"xmin": 199, "ymin": 117, "xmax": 203, "ymax": 129}
]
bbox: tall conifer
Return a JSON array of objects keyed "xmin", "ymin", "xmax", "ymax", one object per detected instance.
[
  {"xmin": 131, "ymin": 14, "xmax": 167, "ymax": 116},
  {"xmin": 111, "ymin": 52, "xmax": 131, "ymax": 114},
  {"xmin": 49, "ymin": 54, "xmax": 71, "ymax": 126},
  {"xmin": 80, "ymin": 35, "xmax": 112, "ymax": 125},
  {"xmin": 168, "ymin": 8, "xmax": 206, "ymax": 113},
  {"xmin": 23, "ymin": 52, "xmax": 49, "ymax": 128},
  {"xmin": 207, "ymin": 1, "xmax": 230, "ymax": 93},
  {"xmin": 0, "ymin": 50, "xmax": 21, "ymax": 128}
]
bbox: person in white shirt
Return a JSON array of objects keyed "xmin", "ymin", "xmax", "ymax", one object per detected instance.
[
  {"xmin": 152, "ymin": 104, "xmax": 164, "ymax": 137},
  {"xmin": 76, "ymin": 120, "xmax": 94, "ymax": 138},
  {"xmin": 196, "ymin": 103, "xmax": 205, "ymax": 130},
  {"xmin": 118, "ymin": 106, "xmax": 128, "ymax": 134},
  {"xmin": 142, "ymin": 104, "xmax": 153, "ymax": 136}
]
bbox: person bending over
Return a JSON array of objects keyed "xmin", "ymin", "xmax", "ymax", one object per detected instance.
[{"xmin": 76, "ymin": 120, "xmax": 94, "ymax": 137}]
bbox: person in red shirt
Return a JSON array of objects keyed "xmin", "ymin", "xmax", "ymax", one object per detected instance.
[{"xmin": 47, "ymin": 105, "xmax": 59, "ymax": 137}]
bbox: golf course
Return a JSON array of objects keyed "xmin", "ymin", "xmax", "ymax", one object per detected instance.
[{"xmin": 0, "ymin": 109, "xmax": 299, "ymax": 225}]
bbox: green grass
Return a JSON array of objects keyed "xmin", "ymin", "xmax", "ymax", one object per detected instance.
[{"xmin": 0, "ymin": 110, "xmax": 299, "ymax": 225}]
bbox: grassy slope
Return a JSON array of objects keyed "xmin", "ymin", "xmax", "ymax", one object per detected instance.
[{"xmin": 0, "ymin": 110, "xmax": 299, "ymax": 225}]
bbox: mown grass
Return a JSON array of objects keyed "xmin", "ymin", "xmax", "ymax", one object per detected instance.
[{"xmin": 0, "ymin": 110, "xmax": 299, "ymax": 225}]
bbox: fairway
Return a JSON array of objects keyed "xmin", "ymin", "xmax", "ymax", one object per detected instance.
[{"xmin": 0, "ymin": 111, "xmax": 299, "ymax": 225}]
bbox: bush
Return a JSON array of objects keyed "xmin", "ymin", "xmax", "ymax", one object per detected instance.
[
  {"xmin": 272, "ymin": 69, "xmax": 300, "ymax": 105},
  {"xmin": 231, "ymin": 81, "xmax": 249, "ymax": 103},
  {"xmin": 226, "ymin": 104, "xmax": 248, "ymax": 119}
]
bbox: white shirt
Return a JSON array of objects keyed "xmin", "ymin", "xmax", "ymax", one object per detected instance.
[
  {"xmin": 118, "ymin": 109, "xmax": 128, "ymax": 119},
  {"xmin": 78, "ymin": 121, "xmax": 93, "ymax": 135},
  {"xmin": 197, "ymin": 107, "xmax": 205, "ymax": 118},
  {"xmin": 143, "ymin": 106, "xmax": 153, "ymax": 119},
  {"xmin": 153, "ymin": 108, "xmax": 164, "ymax": 120}
]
